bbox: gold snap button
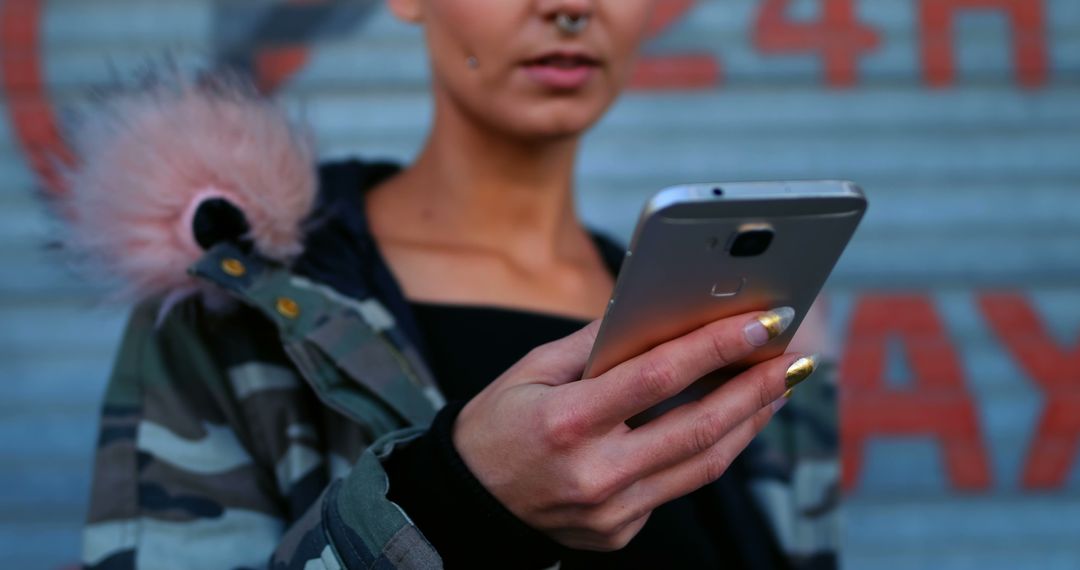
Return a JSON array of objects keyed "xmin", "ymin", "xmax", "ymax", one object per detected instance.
[
  {"xmin": 276, "ymin": 297, "xmax": 301, "ymax": 319},
  {"xmin": 221, "ymin": 258, "xmax": 246, "ymax": 277}
]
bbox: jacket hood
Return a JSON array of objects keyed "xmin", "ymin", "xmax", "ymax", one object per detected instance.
[{"xmin": 56, "ymin": 65, "xmax": 318, "ymax": 303}]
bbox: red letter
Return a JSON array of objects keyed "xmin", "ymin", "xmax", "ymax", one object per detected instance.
[
  {"xmin": 753, "ymin": 0, "xmax": 880, "ymax": 88},
  {"xmin": 630, "ymin": 0, "xmax": 722, "ymax": 89},
  {"xmin": 0, "ymin": 0, "xmax": 74, "ymax": 196},
  {"xmin": 920, "ymin": 0, "xmax": 1047, "ymax": 88},
  {"xmin": 251, "ymin": 0, "xmax": 328, "ymax": 93},
  {"xmin": 255, "ymin": 45, "xmax": 311, "ymax": 94},
  {"xmin": 840, "ymin": 295, "xmax": 990, "ymax": 491},
  {"xmin": 980, "ymin": 293, "xmax": 1080, "ymax": 489}
]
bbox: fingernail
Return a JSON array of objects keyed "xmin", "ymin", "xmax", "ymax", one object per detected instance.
[
  {"xmin": 771, "ymin": 388, "xmax": 794, "ymax": 413},
  {"xmin": 785, "ymin": 354, "xmax": 818, "ymax": 389},
  {"xmin": 744, "ymin": 306, "xmax": 795, "ymax": 347}
]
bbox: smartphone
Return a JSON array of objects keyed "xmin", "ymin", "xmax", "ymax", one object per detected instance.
[{"xmin": 583, "ymin": 181, "xmax": 867, "ymax": 425}]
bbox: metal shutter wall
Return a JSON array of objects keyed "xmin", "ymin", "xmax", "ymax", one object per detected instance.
[{"xmin": 1, "ymin": 1, "xmax": 1077, "ymax": 567}]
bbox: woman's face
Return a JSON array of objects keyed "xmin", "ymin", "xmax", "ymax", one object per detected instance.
[{"xmin": 391, "ymin": 0, "xmax": 657, "ymax": 140}]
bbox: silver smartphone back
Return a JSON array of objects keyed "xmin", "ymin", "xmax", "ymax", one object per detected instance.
[{"xmin": 583, "ymin": 181, "xmax": 866, "ymax": 422}]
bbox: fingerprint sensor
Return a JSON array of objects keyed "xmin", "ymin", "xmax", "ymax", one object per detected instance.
[{"xmin": 710, "ymin": 277, "xmax": 746, "ymax": 298}]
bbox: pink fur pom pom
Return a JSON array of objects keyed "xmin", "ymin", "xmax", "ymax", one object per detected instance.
[{"xmin": 58, "ymin": 66, "xmax": 317, "ymax": 302}]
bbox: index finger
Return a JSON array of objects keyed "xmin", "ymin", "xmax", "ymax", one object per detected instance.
[
  {"xmin": 574, "ymin": 306, "xmax": 794, "ymax": 427},
  {"xmin": 621, "ymin": 352, "xmax": 813, "ymax": 479}
]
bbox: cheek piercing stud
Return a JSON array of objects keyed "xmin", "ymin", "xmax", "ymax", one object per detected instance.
[{"xmin": 466, "ymin": 56, "xmax": 479, "ymax": 69}]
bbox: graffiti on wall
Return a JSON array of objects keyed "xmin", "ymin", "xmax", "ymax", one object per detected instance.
[{"xmin": 840, "ymin": 293, "xmax": 1080, "ymax": 492}]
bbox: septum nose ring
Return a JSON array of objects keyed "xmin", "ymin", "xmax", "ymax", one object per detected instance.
[{"xmin": 555, "ymin": 12, "xmax": 589, "ymax": 36}]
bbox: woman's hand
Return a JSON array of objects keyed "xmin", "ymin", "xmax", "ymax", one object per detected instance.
[{"xmin": 452, "ymin": 308, "xmax": 814, "ymax": 551}]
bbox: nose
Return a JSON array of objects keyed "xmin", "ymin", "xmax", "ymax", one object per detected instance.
[{"xmin": 537, "ymin": 0, "xmax": 594, "ymax": 20}]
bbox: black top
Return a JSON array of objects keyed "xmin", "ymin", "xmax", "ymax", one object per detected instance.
[{"xmin": 410, "ymin": 302, "xmax": 593, "ymax": 402}]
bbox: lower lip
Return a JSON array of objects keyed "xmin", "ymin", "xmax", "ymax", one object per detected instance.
[{"xmin": 522, "ymin": 64, "xmax": 596, "ymax": 90}]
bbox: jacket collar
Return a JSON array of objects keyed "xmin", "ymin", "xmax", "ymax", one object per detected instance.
[{"xmin": 292, "ymin": 159, "xmax": 432, "ymax": 360}]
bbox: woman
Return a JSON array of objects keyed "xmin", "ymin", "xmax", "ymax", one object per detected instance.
[{"xmin": 77, "ymin": 1, "xmax": 831, "ymax": 568}]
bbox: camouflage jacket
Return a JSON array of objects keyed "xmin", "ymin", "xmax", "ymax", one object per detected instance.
[{"xmin": 82, "ymin": 159, "xmax": 839, "ymax": 569}]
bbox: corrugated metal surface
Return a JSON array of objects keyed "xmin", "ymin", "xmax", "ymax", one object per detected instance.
[{"xmin": 1, "ymin": 0, "xmax": 1077, "ymax": 567}]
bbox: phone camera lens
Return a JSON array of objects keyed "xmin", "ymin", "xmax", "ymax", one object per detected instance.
[
  {"xmin": 729, "ymin": 228, "xmax": 774, "ymax": 257},
  {"xmin": 712, "ymin": 187, "xmax": 724, "ymax": 196}
]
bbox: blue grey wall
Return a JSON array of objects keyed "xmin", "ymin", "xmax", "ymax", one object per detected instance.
[{"xmin": 1, "ymin": 1, "xmax": 1078, "ymax": 568}]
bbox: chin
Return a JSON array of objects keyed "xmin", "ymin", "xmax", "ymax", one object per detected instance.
[
  {"xmin": 503, "ymin": 98, "xmax": 611, "ymax": 140},
  {"xmin": 520, "ymin": 118, "xmax": 594, "ymax": 140}
]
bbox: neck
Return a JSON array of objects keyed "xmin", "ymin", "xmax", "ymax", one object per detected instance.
[{"xmin": 373, "ymin": 88, "xmax": 587, "ymax": 267}]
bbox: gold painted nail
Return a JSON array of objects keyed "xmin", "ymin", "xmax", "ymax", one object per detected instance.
[
  {"xmin": 759, "ymin": 306, "xmax": 795, "ymax": 339},
  {"xmin": 745, "ymin": 306, "xmax": 795, "ymax": 347},
  {"xmin": 221, "ymin": 258, "xmax": 246, "ymax": 277},
  {"xmin": 785, "ymin": 355, "xmax": 817, "ymax": 389},
  {"xmin": 276, "ymin": 297, "xmax": 301, "ymax": 319},
  {"xmin": 783, "ymin": 388, "xmax": 793, "ymax": 399}
]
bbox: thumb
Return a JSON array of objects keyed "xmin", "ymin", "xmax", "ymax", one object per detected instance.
[{"xmin": 524, "ymin": 318, "xmax": 602, "ymax": 386}]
